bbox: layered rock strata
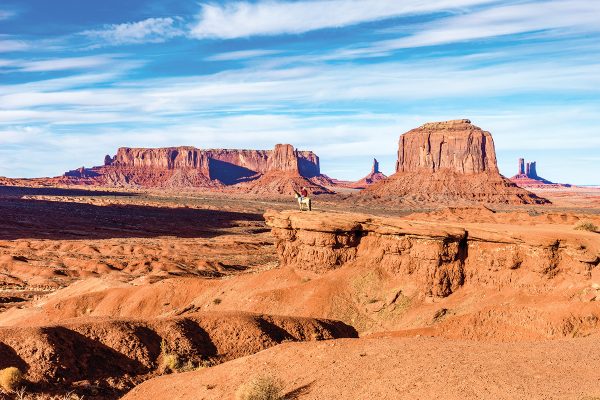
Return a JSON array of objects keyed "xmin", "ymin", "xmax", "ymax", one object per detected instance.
[
  {"xmin": 63, "ymin": 144, "xmax": 330, "ymax": 193},
  {"xmin": 265, "ymin": 210, "xmax": 599, "ymax": 298},
  {"xmin": 361, "ymin": 119, "xmax": 549, "ymax": 204}
]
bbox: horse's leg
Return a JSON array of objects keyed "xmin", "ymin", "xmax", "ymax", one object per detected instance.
[{"xmin": 308, "ymin": 199, "xmax": 311, "ymax": 211}]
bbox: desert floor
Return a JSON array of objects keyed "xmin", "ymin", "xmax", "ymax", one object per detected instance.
[{"xmin": 0, "ymin": 184, "xmax": 599, "ymax": 399}]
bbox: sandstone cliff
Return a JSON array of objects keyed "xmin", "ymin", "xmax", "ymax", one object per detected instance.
[
  {"xmin": 265, "ymin": 209, "xmax": 600, "ymax": 335},
  {"xmin": 362, "ymin": 119, "xmax": 549, "ymax": 204},
  {"xmin": 396, "ymin": 119, "xmax": 498, "ymax": 174},
  {"xmin": 63, "ymin": 144, "xmax": 330, "ymax": 193}
]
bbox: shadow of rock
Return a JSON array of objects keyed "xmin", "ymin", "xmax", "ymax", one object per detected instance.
[
  {"xmin": 0, "ymin": 341, "xmax": 28, "ymax": 372},
  {"xmin": 0, "ymin": 186, "xmax": 263, "ymax": 240}
]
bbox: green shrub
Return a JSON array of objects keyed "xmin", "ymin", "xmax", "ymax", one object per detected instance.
[{"xmin": 235, "ymin": 375, "xmax": 283, "ymax": 400}]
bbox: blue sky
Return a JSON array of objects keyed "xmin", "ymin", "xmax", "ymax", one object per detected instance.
[{"xmin": 0, "ymin": 0, "xmax": 599, "ymax": 184}]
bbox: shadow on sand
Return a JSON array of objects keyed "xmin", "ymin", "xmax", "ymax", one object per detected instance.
[{"xmin": 0, "ymin": 185, "xmax": 263, "ymax": 240}]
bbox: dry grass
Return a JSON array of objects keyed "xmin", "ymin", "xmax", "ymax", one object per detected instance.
[
  {"xmin": 159, "ymin": 340, "xmax": 181, "ymax": 373},
  {"xmin": 575, "ymin": 221, "xmax": 598, "ymax": 232},
  {"xmin": 11, "ymin": 388, "xmax": 85, "ymax": 400},
  {"xmin": 235, "ymin": 375, "xmax": 283, "ymax": 400},
  {"xmin": 0, "ymin": 367, "xmax": 23, "ymax": 393}
]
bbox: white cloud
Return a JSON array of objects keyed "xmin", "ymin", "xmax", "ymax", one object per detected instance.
[
  {"xmin": 369, "ymin": 0, "xmax": 600, "ymax": 52},
  {"xmin": 205, "ymin": 49, "xmax": 281, "ymax": 61},
  {"xmin": 0, "ymin": 39, "xmax": 29, "ymax": 52},
  {"xmin": 190, "ymin": 0, "xmax": 497, "ymax": 39},
  {"xmin": 1, "ymin": 54, "xmax": 599, "ymax": 123},
  {"xmin": 82, "ymin": 17, "xmax": 184, "ymax": 45},
  {"xmin": 15, "ymin": 55, "xmax": 121, "ymax": 72}
]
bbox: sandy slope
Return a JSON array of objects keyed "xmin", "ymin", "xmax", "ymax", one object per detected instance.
[{"xmin": 124, "ymin": 335, "xmax": 600, "ymax": 400}]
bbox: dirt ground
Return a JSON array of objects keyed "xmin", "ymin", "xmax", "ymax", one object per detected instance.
[{"xmin": 0, "ymin": 184, "xmax": 599, "ymax": 399}]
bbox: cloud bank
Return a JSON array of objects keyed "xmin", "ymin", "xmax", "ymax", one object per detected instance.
[{"xmin": 190, "ymin": 0, "xmax": 496, "ymax": 39}]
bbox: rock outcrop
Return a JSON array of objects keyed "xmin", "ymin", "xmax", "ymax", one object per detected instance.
[
  {"xmin": 265, "ymin": 209, "xmax": 600, "ymax": 298},
  {"xmin": 351, "ymin": 158, "xmax": 388, "ymax": 189},
  {"xmin": 62, "ymin": 144, "xmax": 331, "ymax": 193},
  {"xmin": 510, "ymin": 158, "xmax": 569, "ymax": 188},
  {"xmin": 361, "ymin": 119, "xmax": 549, "ymax": 204}
]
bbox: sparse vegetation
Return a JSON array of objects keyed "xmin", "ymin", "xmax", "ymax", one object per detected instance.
[
  {"xmin": 213, "ymin": 298, "xmax": 222, "ymax": 305},
  {"xmin": 432, "ymin": 308, "xmax": 449, "ymax": 323},
  {"xmin": 0, "ymin": 366, "xmax": 23, "ymax": 393},
  {"xmin": 159, "ymin": 340, "xmax": 181, "ymax": 373},
  {"xmin": 575, "ymin": 221, "xmax": 598, "ymax": 232},
  {"xmin": 235, "ymin": 375, "xmax": 283, "ymax": 400},
  {"xmin": 10, "ymin": 388, "xmax": 85, "ymax": 400}
]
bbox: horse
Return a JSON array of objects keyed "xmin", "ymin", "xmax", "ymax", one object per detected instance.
[{"xmin": 294, "ymin": 191, "xmax": 311, "ymax": 211}]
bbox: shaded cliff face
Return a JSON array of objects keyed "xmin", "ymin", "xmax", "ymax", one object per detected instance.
[
  {"xmin": 396, "ymin": 119, "xmax": 498, "ymax": 174},
  {"xmin": 362, "ymin": 119, "xmax": 549, "ymax": 205},
  {"xmin": 65, "ymin": 144, "xmax": 325, "ymax": 191}
]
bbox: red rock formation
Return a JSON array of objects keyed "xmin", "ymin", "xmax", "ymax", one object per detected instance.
[
  {"xmin": 396, "ymin": 119, "xmax": 498, "ymax": 174},
  {"xmin": 265, "ymin": 209, "xmax": 599, "ymax": 297},
  {"xmin": 361, "ymin": 119, "xmax": 549, "ymax": 204},
  {"xmin": 62, "ymin": 144, "xmax": 328, "ymax": 193},
  {"xmin": 510, "ymin": 158, "xmax": 568, "ymax": 188},
  {"xmin": 518, "ymin": 158, "xmax": 525, "ymax": 175},
  {"xmin": 349, "ymin": 158, "xmax": 388, "ymax": 189}
]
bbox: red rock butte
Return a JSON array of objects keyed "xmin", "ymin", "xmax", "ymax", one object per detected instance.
[
  {"xmin": 362, "ymin": 119, "xmax": 549, "ymax": 204},
  {"xmin": 353, "ymin": 158, "xmax": 387, "ymax": 188}
]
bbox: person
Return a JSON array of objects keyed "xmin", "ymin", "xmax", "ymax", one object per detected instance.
[{"xmin": 300, "ymin": 187, "xmax": 308, "ymax": 200}]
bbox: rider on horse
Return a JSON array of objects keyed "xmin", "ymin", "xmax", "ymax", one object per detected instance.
[{"xmin": 300, "ymin": 187, "xmax": 308, "ymax": 200}]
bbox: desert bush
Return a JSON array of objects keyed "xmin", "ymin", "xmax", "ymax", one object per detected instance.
[
  {"xmin": 575, "ymin": 221, "xmax": 598, "ymax": 232},
  {"xmin": 235, "ymin": 375, "xmax": 283, "ymax": 400},
  {"xmin": 0, "ymin": 366, "xmax": 23, "ymax": 393},
  {"xmin": 159, "ymin": 340, "xmax": 181, "ymax": 373}
]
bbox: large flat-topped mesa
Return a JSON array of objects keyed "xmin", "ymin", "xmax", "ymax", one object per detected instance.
[
  {"xmin": 361, "ymin": 119, "xmax": 549, "ymax": 205},
  {"xmin": 397, "ymin": 119, "xmax": 498, "ymax": 174},
  {"xmin": 63, "ymin": 143, "xmax": 330, "ymax": 193},
  {"xmin": 108, "ymin": 144, "xmax": 319, "ymax": 177}
]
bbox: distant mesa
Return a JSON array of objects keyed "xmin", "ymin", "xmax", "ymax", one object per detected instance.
[
  {"xmin": 360, "ymin": 119, "xmax": 550, "ymax": 204},
  {"xmin": 510, "ymin": 158, "xmax": 570, "ymax": 188},
  {"xmin": 63, "ymin": 144, "xmax": 333, "ymax": 195}
]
